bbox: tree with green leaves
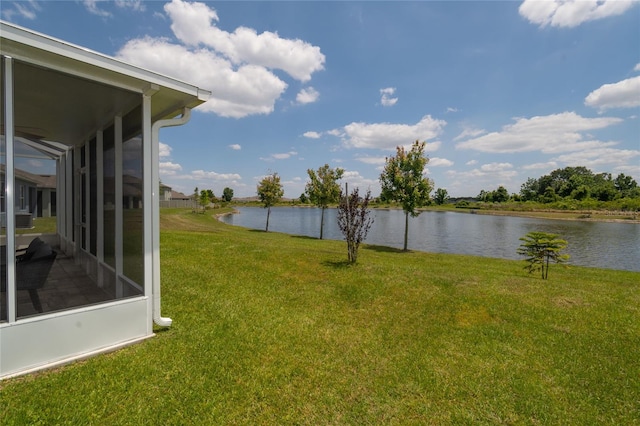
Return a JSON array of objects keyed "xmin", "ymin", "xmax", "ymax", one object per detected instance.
[
  {"xmin": 222, "ymin": 187, "xmax": 234, "ymax": 202},
  {"xmin": 198, "ymin": 189, "xmax": 210, "ymax": 212},
  {"xmin": 337, "ymin": 184, "xmax": 374, "ymax": 264},
  {"xmin": 434, "ymin": 188, "xmax": 449, "ymax": 205},
  {"xmin": 517, "ymin": 231, "xmax": 569, "ymax": 279},
  {"xmin": 257, "ymin": 172, "xmax": 284, "ymax": 232},
  {"xmin": 379, "ymin": 140, "xmax": 433, "ymax": 251},
  {"xmin": 306, "ymin": 164, "xmax": 344, "ymax": 239}
]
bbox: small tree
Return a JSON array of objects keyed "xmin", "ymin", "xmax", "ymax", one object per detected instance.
[
  {"xmin": 193, "ymin": 187, "xmax": 199, "ymax": 210},
  {"xmin": 306, "ymin": 164, "xmax": 344, "ymax": 239},
  {"xmin": 337, "ymin": 184, "xmax": 374, "ymax": 264},
  {"xmin": 257, "ymin": 172, "xmax": 284, "ymax": 232},
  {"xmin": 379, "ymin": 140, "xmax": 433, "ymax": 251},
  {"xmin": 222, "ymin": 187, "xmax": 234, "ymax": 202},
  {"xmin": 434, "ymin": 188, "xmax": 449, "ymax": 205},
  {"xmin": 198, "ymin": 189, "xmax": 210, "ymax": 212},
  {"xmin": 517, "ymin": 231, "xmax": 570, "ymax": 279}
]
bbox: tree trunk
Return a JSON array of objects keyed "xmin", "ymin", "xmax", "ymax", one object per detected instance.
[
  {"xmin": 320, "ymin": 207, "xmax": 325, "ymax": 240},
  {"xmin": 403, "ymin": 210, "xmax": 409, "ymax": 251},
  {"xmin": 266, "ymin": 206, "xmax": 271, "ymax": 232},
  {"xmin": 544, "ymin": 254, "xmax": 550, "ymax": 279}
]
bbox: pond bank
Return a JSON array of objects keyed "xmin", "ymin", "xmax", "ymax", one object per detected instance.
[{"xmin": 441, "ymin": 207, "xmax": 640, "ymax": 224}]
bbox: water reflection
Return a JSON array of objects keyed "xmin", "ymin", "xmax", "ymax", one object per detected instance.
[{"xmin": 221, "ymin": 207, "xmax": 639, "ymax": 272}]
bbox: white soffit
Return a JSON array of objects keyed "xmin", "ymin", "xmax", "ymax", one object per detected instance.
[
  {"xmin": 1, "ymin": 21, "xmax": 210, "ymax": 146},
  {"xmin": 0, "ymin": 21, "xmax": 210, "ymax": 104}
]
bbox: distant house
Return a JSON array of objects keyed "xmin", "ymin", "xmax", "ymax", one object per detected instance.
[
  {"xmin": 1, "ymin": 167, "xmax": 56, "ymax": 228},
  {"xmin": 159, "ymin": 183, "xmax": 172, "ymax": 201},
  {"xmin": 0, "ymin": 21, "xmax": 209, "ymax": 379},
  {"xmin": 158, "ymin": 183, "xmax": 190, "ymax": 202},
  {"xmin": 170, "ymin": 190, "xmax": 190, "ymax": 200}
]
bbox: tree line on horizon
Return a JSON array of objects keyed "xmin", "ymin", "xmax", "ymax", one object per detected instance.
[{"xmin": 477, "ymin": 166, "xmax": 639, "ymax": 205}]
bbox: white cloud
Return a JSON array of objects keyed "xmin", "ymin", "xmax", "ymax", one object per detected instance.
[
  {"xmin": 456, "ymin": 112, "xmax": 622, "ymax": 154},
  {"xmin": 614, "ymin": 164, "xmax": 640, "ymax": 178},
  {"xmin": 164, "ymin": 0, "xmax": 324, "ymax": 82},
  {"xmin": 190, "ymin": 170, "xmax": 242, "ymax": 181},
  {"xmin": 553, "ymin": 147, "xmax": 640, "ymax": 169},
  {"xmin": 159, "ymin": 142, "xmax": 172, "ymax": 158},
  {"xmin": 83, "ymin": 0, "xmax": 112, "ymax": 17},
  {"xmin": 228, "ymin": 144, "xmax": 242, "ymax": 150},
  {"xmin": 327, "ymin": 129, "xmax": 343, "ymax": 137},
  {"xmin": 380, "ymin": 87, "xmax": 398, "ymax": 107},
  {"xmin": 519, "ymin": 0, "xmax": 637, "ymax": 28},
  {"xmin": 341, "ymin": 170, "xmax": 380, "ymax": 193},
  {"xmin": 446, "ymin": 107, "xmax": 458, "ymax": 113},
  {"xmin": 522, "ymin": 161, "xmax": 558, "ymax": 170},
  {"xmin": 118, "ymin": 37, "xmax": 287, "ymax": 118},
  {"xmin": 260, "ymin": 151, "xmax": 298, "ymax": 161},
  {"xmin": 428, "ymin": 157, "xmax": 454, "ymax": 167},
  {"xmin": 635, "ymin": 63, "xmax": 640, "ymax": 72},
  {"xmin": 480, "ymin": 162, "xmax": 513, "ymax": 172},
  {"xmin": 341, "ymin": 115, "xmax": 446, "ymax": 150},
  {"xmin": 355, "ymin": 156, "xmax": 387, "ymax": 165},
  {"xmin": 296, "ymin": 87, "xmax": 320, "ymax": 104},
  {"xmin": 115, "ymin": 0, "xmax": 145, "ymax": 12},
  {"xmin": 303, "ymin": 131, "xmax": 321, "ymax": 139},
  {"xmin": 160, "ymin": 161, "xmax": 183, "ymax": 176},
  {"xmin": 83, "ymin": 0, "xmax": 144, "ymax": 17},
  {"xmin": 2, "ymin": 0, "xmax": 41, "ymax": 20},
  {"xmin": 585, "ymin": 76, "xmax": 640, "ymax": 110},
  {"xmin": 466, "ymin": 160, "xmax": 478, "ymax": 166},
  {"xmin": 454, "ymin": 127, "xmax": 486, "ymax": 141},
  {"xmin": 116, "ymin": 0, "xmax": 324, "ymax": 118},
  {"xmin": 446, "ymin": 163, "xmax": 519, "ymax": 195}
]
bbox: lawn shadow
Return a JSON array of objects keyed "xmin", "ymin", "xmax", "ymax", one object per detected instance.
[
  {"xmin": 322, "ymin": 259, "xmax": 353, "ymax": 269},
  {"xmin": 363, "ymin": 244, "xmax": 406, "ymax": 254},
  {"xmin": 290, "ymin": 235, "xmax": 319, "ymax": 241},
  {"xmin": 248, "ymin": 229, "xmax": 267, "ymax": 233}
]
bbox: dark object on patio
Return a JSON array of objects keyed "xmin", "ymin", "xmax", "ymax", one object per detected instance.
[
  {"xmin": 17, "ymin": 243, "xmax": 57, "ymax": 313},
  {"xmin": 1, "ymin": 241, "xmax": 57, "ymax": 313},
  {"xmin": 16, "ymin": 237, "xmax": 45, "ymax": 262}
]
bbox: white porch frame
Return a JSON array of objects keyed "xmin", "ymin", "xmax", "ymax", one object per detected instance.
[{"xmin": 0, "ymin": 21, "xmax": 209, "ymax": 379}]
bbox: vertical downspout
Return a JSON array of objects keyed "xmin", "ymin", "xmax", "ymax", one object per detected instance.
[
  {"xmin": 4, "ymin": 56, "xmax": 17, "ymax": 323},
  {"xmin": 150, "ymin": 107, "xmax": 192, "ymax": 327}
]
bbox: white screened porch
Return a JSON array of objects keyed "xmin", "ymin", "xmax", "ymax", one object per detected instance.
[{"xmin": 0, "ymin": 21, "xmax": 209, "ymax": 379}]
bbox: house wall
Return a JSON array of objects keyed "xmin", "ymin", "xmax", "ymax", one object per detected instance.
[{"xmin": 37, "ymin": 188, "xmax": 53, "ymax": 218}]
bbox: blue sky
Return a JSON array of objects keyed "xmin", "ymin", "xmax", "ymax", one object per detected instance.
[{"xmin": 4, "ymin": 0, "xmax": 639, "ymax": 198}]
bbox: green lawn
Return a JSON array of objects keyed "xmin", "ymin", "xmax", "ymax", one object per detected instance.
[{"xmin": 1, "ymin": 208, "xmax": 639, "ymax": 425}]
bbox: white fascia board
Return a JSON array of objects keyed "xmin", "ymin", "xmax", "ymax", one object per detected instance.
[{"xmin": 0, "ymin": 21, "xmax": 210, "ymax": 102}]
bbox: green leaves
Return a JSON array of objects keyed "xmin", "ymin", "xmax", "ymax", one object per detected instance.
[
  {"xmin": 257, "ymin": 173, "xmax": 284, "ymax": 232},
  {"xmin": 257, "ymin": 173, "xmax": 284, "ymax": 208},
  {"xmin": 517, "ymin": 231, "xmax": 570, "ymax": 279},
  {"xmin": 306, "ymin": 164, "xmax": 344, "ymax": 239},
  {"xmin": 379, "ymin": 140, "xmax": 433, "ymax": 250},
  {"xmin": 306, "ymin": 164, "xmax": 344, "ymax": 208},
  {"xmin": 379, "ymin": 140, "xmax": 432, "ymax": 217}
]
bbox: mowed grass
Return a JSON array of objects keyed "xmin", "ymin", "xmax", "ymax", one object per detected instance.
[{"xmin": 1, "ymin": 208, "xmax": 639, "ymax": 425}]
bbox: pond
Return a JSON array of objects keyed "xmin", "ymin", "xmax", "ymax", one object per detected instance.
[{"xmin": 220, "ymin": 207, "xmax": 640, "ymax": 272}]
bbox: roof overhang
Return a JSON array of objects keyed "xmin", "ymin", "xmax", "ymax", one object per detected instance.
[{"xmin": 1, "ymin": 21, "xmax": 210, "ymax": 147}]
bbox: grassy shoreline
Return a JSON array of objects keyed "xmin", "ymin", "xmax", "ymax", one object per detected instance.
[
  {"xmin": 234, "ymin": 201, "xmax": 640, "ymax": 224},
  {"xmin": 2, "ymin": 208, "xmax": 638, "ymax": 424},
  {"xmin": 419, "ymin": 205, "xmax": 640, "ymax": 223}
]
